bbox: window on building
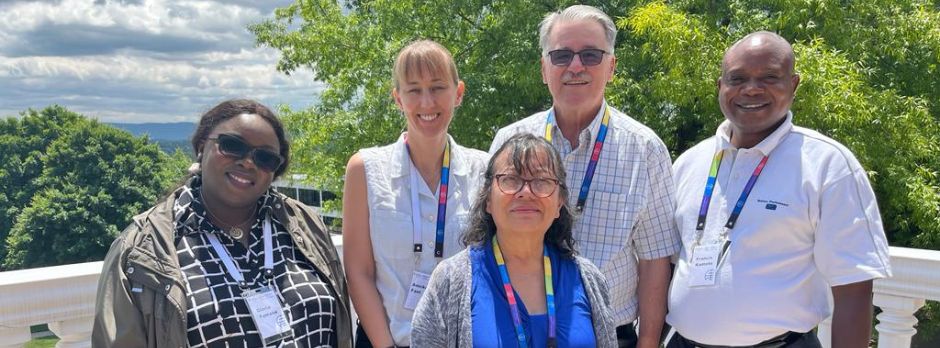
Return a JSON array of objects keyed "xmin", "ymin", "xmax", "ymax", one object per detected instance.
[{"xmin": 298, "ymin": 188, "xmax": 321, "ymax": 207}]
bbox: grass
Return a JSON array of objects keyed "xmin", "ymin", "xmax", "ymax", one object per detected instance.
[{"xmin": 25, "ymin": 337, "xmax": 58, "ymax": 348}]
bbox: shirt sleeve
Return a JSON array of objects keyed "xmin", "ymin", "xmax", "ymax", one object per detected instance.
[
  {"xmin": 92, "ymin": 234, "xmax": 148, "ymax": 348},
  {"xmin": 489, "ymin": 128, "xmax": 508, "ymax": 155},
  {"xmin": 631, "ymin": 138, "xmax": 682, "ymax": 260},
  {"xmin": 814, "ymin": 168, "xmax": 892, "ymax": 286}
]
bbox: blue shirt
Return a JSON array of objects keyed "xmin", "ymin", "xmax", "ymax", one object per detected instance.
[{"xmin": 471, "ymin": 240, "xmax": 596, "ymax": 347}]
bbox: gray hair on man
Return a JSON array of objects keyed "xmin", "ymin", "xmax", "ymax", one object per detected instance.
[{"xmin": 538, "ymin": 4, "xmax": 617, "ymax": 56}]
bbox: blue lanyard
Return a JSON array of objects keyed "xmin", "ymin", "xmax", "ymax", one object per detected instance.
[
  {"xmin": 405, "ymin": 137, "xmax": 451, "ymax": 258},
  {"xmin": 695, "ymin": 150, "xmax": 769, "ymax": 242},
  {"xmin": 492, "ymin": 236, "xmax": 556, "ymax": 348},
  {"xmin": 544, "ymin": 106, "xmax": 611, "ymax": 212}
]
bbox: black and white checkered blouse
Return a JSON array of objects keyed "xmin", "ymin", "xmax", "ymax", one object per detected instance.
[{"xmin": 173, "ymin": 176, "xmax": 338, "ymax": 347}]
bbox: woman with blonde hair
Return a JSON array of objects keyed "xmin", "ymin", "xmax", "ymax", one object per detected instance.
[{"xmin": 343, "ymin": 40, "xmax": 489, "ymax": 347}]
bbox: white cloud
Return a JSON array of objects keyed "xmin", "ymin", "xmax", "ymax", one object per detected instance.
[{"xmin": 0, "ymin": 0, "xmax": 317, "ymax": 123}]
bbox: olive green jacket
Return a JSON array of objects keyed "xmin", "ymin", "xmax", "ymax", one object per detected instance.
[{"xmin": 92, "ymin": 188, "xmax": 352, "ymax": 348}]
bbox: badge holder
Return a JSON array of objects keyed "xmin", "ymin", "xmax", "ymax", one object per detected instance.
[
  {"xmin": 403, "ymin": 270, "xmax": 431, "ymax": 310},
  {"xmin": 689, "ymin": 237, "xmax": 731, "ymax": 288},
  {"xmin": 208, "ymin": 216, "xmax": 293, "ymax": 345}
]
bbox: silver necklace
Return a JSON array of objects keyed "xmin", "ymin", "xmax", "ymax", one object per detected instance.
[{"xmin": 200, "ymin": 190, "xmax": 257, "ymax": 240}]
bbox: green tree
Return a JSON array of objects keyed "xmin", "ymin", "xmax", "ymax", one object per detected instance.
[
  {"xmin": 0, "ymin": 106, "xmax": 84, "ymax": 262},
  {"xmin": 251, "ymin": 0, "xmax": 940, "ymax": 251},
  {"xmin": 1, "ymin": 106, "xmax": 185, "ymax": 270}
]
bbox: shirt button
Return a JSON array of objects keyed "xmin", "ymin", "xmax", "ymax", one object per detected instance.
[
  {"xmin": 275, "ymin": 203, "xmax": 282, "ymax": 209},
  {"xmin": 164, "ymin": 284, "xmax": 171, "ymax": 292},
  {"xmin": 127, "ymin": 266, "xmax": 135, "ymax": 274},
  {"xmin": 426, "ymin": 215, "xmax": 434, "ymax": 221}
]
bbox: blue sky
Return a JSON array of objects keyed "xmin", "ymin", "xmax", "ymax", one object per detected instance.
[{"xmin": 0, "ymin": 0, "xmax": 323, "ymax": 123}]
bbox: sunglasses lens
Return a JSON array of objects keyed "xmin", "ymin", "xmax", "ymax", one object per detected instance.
[
  {"xmin": 581, "ymin": 49, "xmax": 604, "ymax": 66},
  {"xmin": 215, "ymin": 134, "xmax": 281, "ymax": 172},
  {"xmin": 253, "ymin": 150, "xmax": 283, "ymax": 172},
  {"xmin": 217, "ymin": 135, "xmax": 249, "ymax": 158},
  {"xmin": 549, "ymin": 50, "xmax": 574, "ymax": 66}
]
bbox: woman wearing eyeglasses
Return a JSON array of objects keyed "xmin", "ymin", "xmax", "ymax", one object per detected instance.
[
  {"xmin": 342, "ymin": 40, "xmax": 489, "ymax": 348},
  {"xmin": 412, "ymin": 133, "xmax": 617, "ymax": 347},
  {"xmin": 93, "ymin": 99, "xmax": 352, "ymax": 348}
]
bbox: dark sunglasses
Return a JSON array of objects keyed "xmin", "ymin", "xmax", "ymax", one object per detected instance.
[
  {"xmin": 206, "ymin": 133, "xmax": 284, "ymax": 173},
  {"xmin": 547, "ymin": 48, "xmax": 608, "ymax": 66}
]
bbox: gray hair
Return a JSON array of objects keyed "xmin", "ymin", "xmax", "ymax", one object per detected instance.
[{"xmin": 538, "ymin": 5, "xmax": 617, "ymax": 56}]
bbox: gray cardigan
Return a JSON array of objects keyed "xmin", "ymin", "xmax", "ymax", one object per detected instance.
[{"xmin": 411, "ymin": 248, "xmax": 617, "ymax": 347}]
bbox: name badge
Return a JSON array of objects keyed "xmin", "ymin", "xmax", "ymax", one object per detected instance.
[
  {"xmin": 243, "ymin": 286, "xmax": 293, "ymax": 345},
  {"xmin": 688, "ymin": 241, "xmax": 730, "ymax": 287},
  {"xmin": 403, "ymin": 271, "xmax": 432, "ymax": 310}
]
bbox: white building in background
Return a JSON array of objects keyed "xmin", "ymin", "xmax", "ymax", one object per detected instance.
[{"xmin": 272, "ymin": 174, "xmax": 341, "ymax": 228}]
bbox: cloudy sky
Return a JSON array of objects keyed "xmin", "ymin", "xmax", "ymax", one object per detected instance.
[{"xmin": 0, "ymin": 0, "xmax": 323, "ymax": 123}]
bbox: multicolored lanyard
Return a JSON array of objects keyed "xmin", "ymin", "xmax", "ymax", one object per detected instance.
[
  {"xmin": 206, "ymin": 215, "xmax": 274, "ymax": 289},
  {"xmin": 544, "ymin": 106, "xmax": 611, "ymax": 211},
  {"xmin": 492, "ymin": 236, "xmax": 556, "ymax": 348},
  {"xmin": 406, "ymin": 137, "xmax": 451, "ymax": 258},
  {"xmin": 695, "ymin": 150, "xmax": 769, "ymax": 244}
]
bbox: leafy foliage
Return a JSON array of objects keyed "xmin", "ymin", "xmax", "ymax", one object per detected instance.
[
  {"xmin": 0, "ymin": 106, "xmax": 186, "ymax": 270},
  {"xmin": 252, "ymin": 0, "xmax": 940, "ymax": 253}
]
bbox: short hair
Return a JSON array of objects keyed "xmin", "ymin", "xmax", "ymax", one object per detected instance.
[
  {"xmin": 723, "ymin": 31, "xmax": 796, "ymax": 75},
  {"xmin": 190, "ymin": 99, "xmax": 290, "ymax": 178},
  {"xmin": 392, "ymin": 39, "xmax": 460, "ymax": 89},
  {"xmin": 462, "ymin": 133, "xmax": 578, "ymax": 258},
  {"xmin": 538, "ymin": 5, "xmax": 617, "ymax": 56}
]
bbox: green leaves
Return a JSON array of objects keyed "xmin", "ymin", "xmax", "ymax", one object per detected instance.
[
  {"xmin": 252, "ymin": 0, "xmax": 940, "ymax": 254},
  {"xmin": 0, "ymin": 106, "xmax": 184, "ymax": 270}
]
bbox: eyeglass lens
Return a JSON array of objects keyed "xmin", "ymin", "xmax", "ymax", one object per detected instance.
[
  {"xmin": 497, "ymin": 175, "xmax": 557, "ymax": 197},
  {"xmin": 216, "ymin": 134, "xmax": 283, "ymax": 172},
  {"xmin": 548, "ymin": 48, "xmax": 606, "ymax": 66}
]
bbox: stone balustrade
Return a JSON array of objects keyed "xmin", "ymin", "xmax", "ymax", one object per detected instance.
[{"xmin": 1, "ymin": 244, "xmax": 937, "ymax": 347}]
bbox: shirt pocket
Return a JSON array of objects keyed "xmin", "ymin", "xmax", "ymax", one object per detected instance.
[
  {"xmin": 577, "ymin": 191, "xmax": 630, "ymax": 258},
  {"xmin": 370, "ymin": 208, "xmax": 416, "ymax": 260}
]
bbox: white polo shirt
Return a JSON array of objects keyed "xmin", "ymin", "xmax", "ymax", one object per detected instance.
[{"xmin": 666, "ymin": 112, "xmax": 892, "ymax": 346}]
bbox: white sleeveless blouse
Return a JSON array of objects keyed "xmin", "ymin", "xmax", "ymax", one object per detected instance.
[{"xmin": 358, "ymin": 133, "xmax": 488, "ymax": 345}]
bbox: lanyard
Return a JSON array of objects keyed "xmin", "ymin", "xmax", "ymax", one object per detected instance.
[
  {"xmin": 694, "ymin": 150, "xmax": 769, "ymax": 244},
  {"xmin": 544, "ymin": 106, "xmax": 611, "ymax": 211},
  {"xmin": 206, "ymin": 215, "xmax": 274, "ymax": 288},
  {"xmin": 492, "ymin": 236, "xmax": 556, "ymax": 348},
  {"xmin": 406, "ymin": 138, "xmax": 451, "ymax": 258}
]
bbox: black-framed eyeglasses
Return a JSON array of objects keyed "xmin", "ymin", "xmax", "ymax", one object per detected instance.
[
  {"xmin": 207, "ymin": 133, "xmax": 284, "ymax": 173},
  {"xmin": 547, "ymin": 48, "xmax": 608, "ymax": 66},
  {"xmin": 494, "ymin": 174, "xmax": 560, "ymax": 198}
]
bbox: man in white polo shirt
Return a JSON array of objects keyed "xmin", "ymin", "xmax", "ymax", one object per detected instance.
[{"xmin": 667, "ymin": 31, "xmax": 892, "ymax": 348}]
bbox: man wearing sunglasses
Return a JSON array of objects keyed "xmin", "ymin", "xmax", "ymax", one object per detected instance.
[{"xmin": 489, "ymin": 5, "xmax": 680, "ymax": 348}]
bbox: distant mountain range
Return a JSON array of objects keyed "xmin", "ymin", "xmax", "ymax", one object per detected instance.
[
  {"xmin": 108, "ymin": 122, "xmax": 196, "ymax": 155},
  {"xmin": 108, "ymin": 122, "xmax": 195, "ymax": 141}
]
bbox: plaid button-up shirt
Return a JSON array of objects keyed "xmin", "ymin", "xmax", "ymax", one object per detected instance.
[{"xmin": 490, "ymin": 102, "xmax": 681, "ymax": 325}]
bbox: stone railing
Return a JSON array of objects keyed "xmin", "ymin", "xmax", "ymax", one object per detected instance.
[
  {"xmin": 0, "ymin": 261, "xmax": 101, "ymax": 348},
  {"xmin": 1, "ymin": 244, "xmax": 937, "ymax": 347},
  {"xmin": 817, "ymin": 246, "xmax": 940, "ymax": 348}
]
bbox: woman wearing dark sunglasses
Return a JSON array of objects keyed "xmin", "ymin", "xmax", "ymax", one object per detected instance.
[
  {"xmin": 412, "ymin": 133, "xmax": 616, "ymax": 347},
  {"xmin": 93, "ymin": 99, "xmax": 352, "ymax": 348},
  {"xmin": 342, "ymin": 40, "xmax": 489, "ymax": 348}
]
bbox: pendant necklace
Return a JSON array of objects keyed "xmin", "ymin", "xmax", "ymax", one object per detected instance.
[{"xmin": 200, "ymin": 190, "xmax": 257, "ymax": 240}]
